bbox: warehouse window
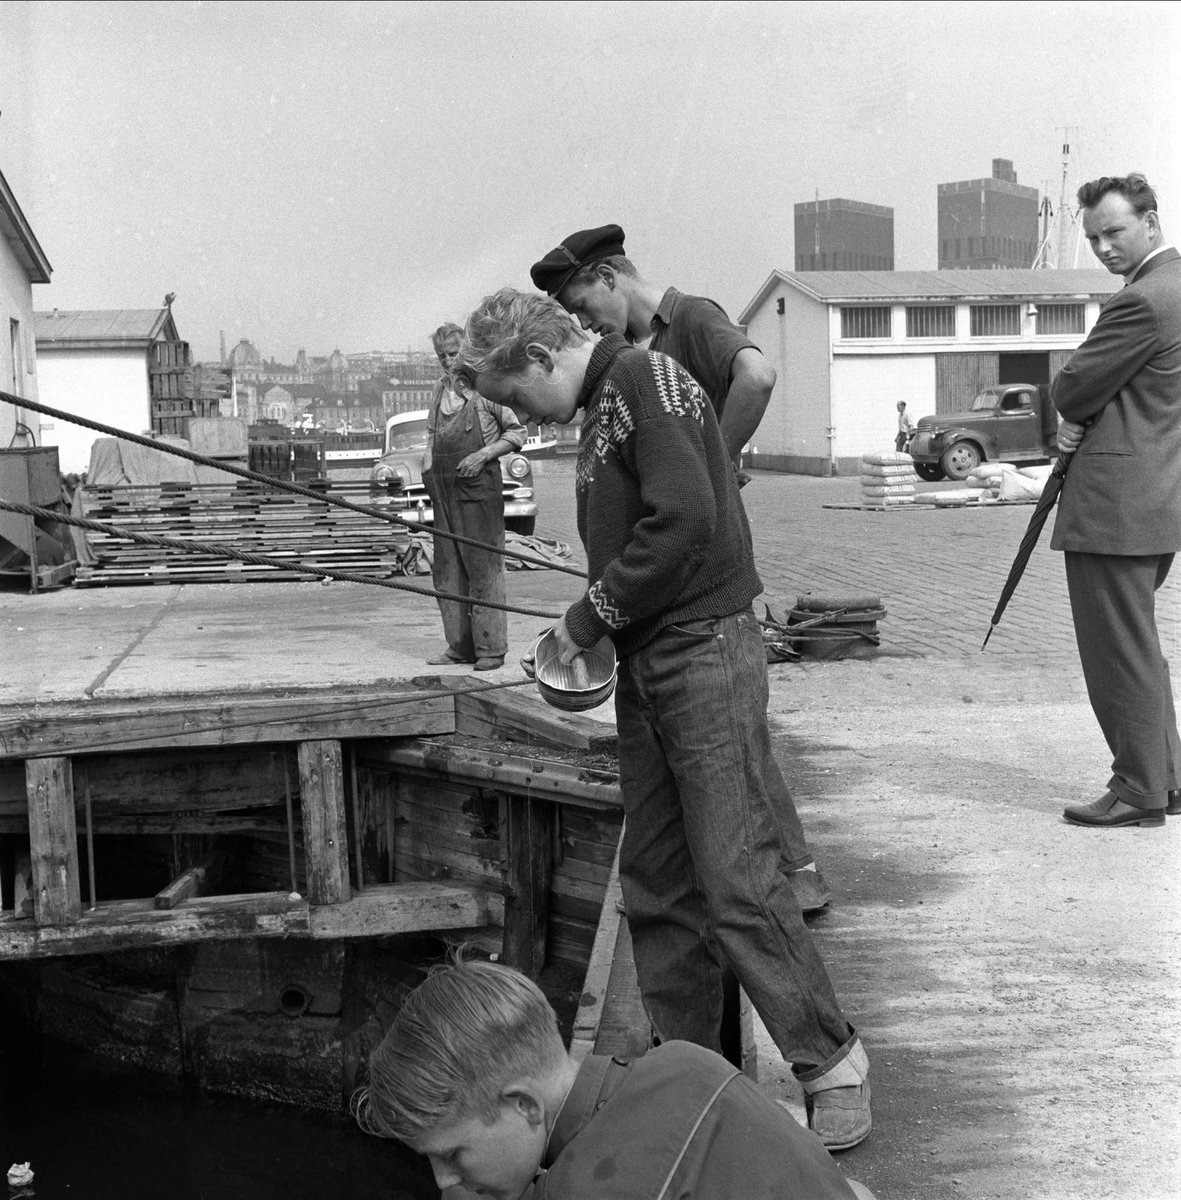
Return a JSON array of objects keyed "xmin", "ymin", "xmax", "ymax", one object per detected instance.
[
  {"xmin": 840, "ymin": 307, "xmax": 892, "ymax": 338},
  {"xmin": 905, "ymin": 306, "xmax": 956, "ymax": 338},
  {"xmin": 969, "ymin": 305, "xmax": 1020, "ymax": 336},
  {"xmin": 1036, "ymin": 303, "xmax": 1085, "ymax": 335}
]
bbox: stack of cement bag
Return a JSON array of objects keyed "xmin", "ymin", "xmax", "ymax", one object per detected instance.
[
  {"xmin": 859, "ymin": 452, "xmax": 917, "ymax": 507},
  {"xmin": 966, "ymin": 461, "xmax": 1054, "ymax": 502}
]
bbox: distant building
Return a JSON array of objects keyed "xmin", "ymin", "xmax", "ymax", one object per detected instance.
[
  {"xmin": 938, "ymin": 159, "xmax": 1039, "ymax": 270},
  {"xmin": 0, "ymin": 167, "xmax": 51, "ymax": 451},
  {"xmin": 738, "ymin": 268, "xmax": 1119, "ymax": 476},
  {"xmin": 795, "ymin": 199, "xmax": 894, "ymax": 271},
  {"xmin": 34, "ymin": 307, "xmax": 184, "ymax": 473}
]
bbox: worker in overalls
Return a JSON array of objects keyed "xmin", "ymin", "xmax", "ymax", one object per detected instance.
[{"xmin": 422, "ymin": 323, "xmax": 527, "ymax": 671}]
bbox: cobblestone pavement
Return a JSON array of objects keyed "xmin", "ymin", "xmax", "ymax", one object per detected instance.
[{"xmin": 524, "ymin": 459, "xmax": 1180, "ymax": 666}]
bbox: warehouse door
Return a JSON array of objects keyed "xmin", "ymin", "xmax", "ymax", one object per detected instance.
[
  {"xmin": 998, "ymin": 351, "xmax": 1050, "ymax": 386},
  {"xmin": 935, "ymin": 353, "xmax": 998, "ymax": 414}
]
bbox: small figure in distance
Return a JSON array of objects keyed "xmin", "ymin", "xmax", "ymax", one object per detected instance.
[
  {"xmin": 355, "ymin": 959, "xmax": 876, "ymax": 1200},
  {"xmin": 895, "ymin": 400, "xmax": 915, "ymax": 453}
]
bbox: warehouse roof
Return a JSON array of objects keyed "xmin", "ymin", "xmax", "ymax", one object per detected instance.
[
  {"xmin": 0, "ymin": 168, "xmax": 52, "ymax": 284},
  {"xmin": 34, "ymin": 308, "xmax": 179, "ymax": 349},
  {"xmin": 739, "ymin": 268, "xmax": 1120, "ymax": 324}
]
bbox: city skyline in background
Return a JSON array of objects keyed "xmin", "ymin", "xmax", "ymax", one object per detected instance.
[{"xmin": 1, "ymin": 1, "xmax": 1177, "ymax": 363}]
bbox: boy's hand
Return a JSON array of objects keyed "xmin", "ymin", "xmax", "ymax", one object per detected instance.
[{"xmin": 552, "ymin": 616, "xmax": 581, "ymax": 665}]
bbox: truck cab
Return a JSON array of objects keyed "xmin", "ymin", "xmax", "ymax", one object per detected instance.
[{"xmin": 907, "ymin": 384, "xmax": 1058, "ymax": 481}]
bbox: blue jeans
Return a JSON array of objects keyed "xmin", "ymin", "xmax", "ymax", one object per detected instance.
[{"xmin": 615, "ymin": 608, "xmax": 854, "ymax": 1071}]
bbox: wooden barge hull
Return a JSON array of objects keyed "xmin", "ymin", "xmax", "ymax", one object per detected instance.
[{"xmin": 0, "ymin": 681, "xmax": 636, "ymax": 1109}]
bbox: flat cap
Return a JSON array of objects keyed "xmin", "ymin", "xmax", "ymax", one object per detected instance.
[{"xmin": 530, "ymin": 224, "xmax": 626, "ymax": 296}]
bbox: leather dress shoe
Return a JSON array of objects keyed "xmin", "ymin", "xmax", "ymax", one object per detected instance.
[
  {"xmin": 1063, "ymin": 791, "xmax": 1165, "ymax": 828},
  {"xmin": 1167, "ymin": 789, "xmax": 1181, "ymax": 816}
]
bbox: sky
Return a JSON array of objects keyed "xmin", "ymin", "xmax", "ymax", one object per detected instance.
[{"xmin": 1, "ymin": 0, "xmax": 1178, "ymax": 364}]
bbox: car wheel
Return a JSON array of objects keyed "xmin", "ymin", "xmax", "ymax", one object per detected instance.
[
  {"xmin": 939, "ymin": 441, "xmax": 981, "ymax": 481},
  {"xmin": 913, "ymin": 463, "xmax": 944, "ymax": 482},
  {"xmin": 506, "ymin": 516, "xmax": 536, "ymax": 537}
]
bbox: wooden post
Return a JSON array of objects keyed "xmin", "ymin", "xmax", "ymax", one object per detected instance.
[
  {"xmin": 26, "ymin": 757, "xmax": 82, "ymax": 926},
  {"xmin": 297, "ymin": 740, "xmax": 351, "ymax": 906},
  {"xmin": 500, "ymin": 793, "xmax": 554, "ymax": 979}
]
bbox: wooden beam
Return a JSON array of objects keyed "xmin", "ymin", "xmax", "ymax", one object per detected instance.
[
  {"xmin": 367, "ymin": 739, "xmax": 622, "ymax": 811},
  {"xmin": 454, "ymin": 687, "xmax": 616, "ymax": 754},
  {"xmin": 297, "ymin": 740, "xmax": 351, "ymax": 906},
  {"xmin": 0, "ymin": 882, "xmax": 500, "ymax": 960},
  {"xmin": 154, "ymin": 848, "xmax": 227, "ymax": 910},
  {"xmin": 26, "ymin": 757, "xmax": 81, "ymax": 927},
  {"xmin": 500, "ymin": 794, "xmax": 554, "ymax": 979},
  {"xmin": 570, "ymin": 833, "xmax": 623, "ymax": 1062},
  {"xmin": 0, "ymin": 690, "xmax": 456, "ymax": 760},
  {"xmin": 12, "ymin": 852, "xmax": 33, "ymax": 920},
  {"xmin": 309, "ymin": 881, "xmax": 501, "ymax": 938}
]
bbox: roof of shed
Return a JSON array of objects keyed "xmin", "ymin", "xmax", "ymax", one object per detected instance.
[
  {"xmin": 739, "ymin": 268, "xmax": 1121, "ymax": 323},
  {"xmin": 34, "ymin": 308, "xmax": 179, "ymax": 348},
  {"xmin": 0, "ymin": 168, "xmax": 52, "ymax": 284}
]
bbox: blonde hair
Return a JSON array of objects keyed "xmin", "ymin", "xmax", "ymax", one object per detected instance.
[
  {"xmin": 431, "ymin": 323, "xmax": 463, "ymax": 354},
  {"xmin": 453, "ymin": 288, "xmax": 587, "ymax": 384},
  {"xmin": 355, "ymin": 960, "xmax": 566, "ymax": 1141}
]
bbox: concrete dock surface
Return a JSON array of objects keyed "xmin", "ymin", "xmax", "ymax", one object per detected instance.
[{"xmin": 2, "ymin": 461, "xmax": 1178, "ymax": 1200}]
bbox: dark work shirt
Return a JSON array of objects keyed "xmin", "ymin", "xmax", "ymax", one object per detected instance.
[
  {"xmin": 648, "ymin": 288, "xmax": 759, "ymax": 422},
  {"xmin": 534, "ymin": 1042, "xmax": 857, "ymax": 1199}
]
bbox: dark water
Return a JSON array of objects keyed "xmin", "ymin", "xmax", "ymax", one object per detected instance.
[{"xmin": 0, "ymin": 1020, "xmax": 436, "ymax": 1200}]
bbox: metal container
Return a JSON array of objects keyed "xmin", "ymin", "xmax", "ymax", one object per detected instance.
[{"xmin": 533, "ymin": 629, "xmax": 617, "ymax": 712}]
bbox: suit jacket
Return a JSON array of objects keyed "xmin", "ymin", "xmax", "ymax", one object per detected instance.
[{"xmin": 1050, "ymin": 247, "xmax": 1181, "ymax": 554}]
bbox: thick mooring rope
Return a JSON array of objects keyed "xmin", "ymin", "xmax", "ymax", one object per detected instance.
[{"xmin": 0, "ymin": 390, "xmax": 588, "ymax": 578}]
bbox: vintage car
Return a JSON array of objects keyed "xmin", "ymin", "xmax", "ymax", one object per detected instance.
[
  {"xmin": 907, "ymin": 383, "xmax": 1058, "ymax": 481},
  {"xmin": 369, "ymin": 410, "xmax": 538, "ymax": 536}
]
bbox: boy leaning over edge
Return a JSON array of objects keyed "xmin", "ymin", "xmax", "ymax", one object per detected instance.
[
  {"xmin": 450, "ymin": 290, "xmax": 871, "ymax": 1153},
  {"xmin": 357, "ymin": 959, "xmax": 873, "ymax": 1200}
]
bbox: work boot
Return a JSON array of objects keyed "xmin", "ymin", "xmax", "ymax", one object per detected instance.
[
  {"xmin": 787, "ymin": 865, "xmax": 832, "ymax": 914},
  {"xmin": 799, "ymin": 1038, "xmax": 871, "ymax": 1151}
]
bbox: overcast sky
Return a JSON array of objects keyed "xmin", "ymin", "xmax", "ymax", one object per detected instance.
[{"xmin": 2, "ymin": 1, "xmax": 1178, "ymax": 364}]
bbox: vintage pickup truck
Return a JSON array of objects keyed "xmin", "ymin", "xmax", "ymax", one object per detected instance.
[{"xmin": 907, "ymin": 383, "xmax": 1059, "ymax": 481}]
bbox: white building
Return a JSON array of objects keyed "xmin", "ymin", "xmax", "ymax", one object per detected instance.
[
  {"xmin": 0, "ymin": 168, "xmax": 52, "ymax": 449},
  {"xmin": 738, "ymin": 269, "xmax": 1120, "ymax": 475},
  {"xmin": 34, "ymin": 307, "xmax": 180, "ymax": 473}
]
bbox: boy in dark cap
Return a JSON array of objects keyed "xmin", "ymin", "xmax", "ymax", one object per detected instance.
[
  {"xmin": 532, "ymin": 224, "xmax": 830, "ymax": 915},
  {"xmin": 451, "ymin": 289, "xmax": 872, "ymax": 1152}
]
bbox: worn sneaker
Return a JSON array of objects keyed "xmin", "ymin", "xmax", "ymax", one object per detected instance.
[{"xmin": 806, "ymin": 1080, "xmax": 871, "ymax": 1151}]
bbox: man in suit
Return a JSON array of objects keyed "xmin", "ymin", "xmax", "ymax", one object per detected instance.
[{"xmin": 1052, "ymin": 174, "xmax": 1181, "ymax": 828}]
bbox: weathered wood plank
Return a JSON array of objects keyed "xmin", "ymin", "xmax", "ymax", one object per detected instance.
[
  {"xmin": 26, "ymin": 757, "xmax": 81, "ymax": 927},
  {"xmin": 371, "ymin": 741, "xmax": 622, "ymax": 810},
  {"xmin": 571, "ymin": 833, "xmax": 623, "ymax": 1063},
  {"xmin": 154, "ymin": 849, "xmax": 226, "ymax": 910},
  {"xmin": 13, "ymin": 852, "xmax": 33, "ymax": 919},
  {"xmin": 0, "ymin": 892, "xmax": 309, "ymax": 959},
  {"xmin": 501, "ymin": 795, "xmax": 554, "ymax": 979},
  {"xmin": 0, "ymin": 691, "xmax": 455, "ymax": 759},
  {"xmin": 297, "ymin": 740, "xmax": 350, "ymax": 906},
  {"xmin": 454, "ymin": 688, "xmax": 617, "ymax": 754},
  {"xmin": 309, "ymin": 882, "xmax": 502, "ymax": 939}
]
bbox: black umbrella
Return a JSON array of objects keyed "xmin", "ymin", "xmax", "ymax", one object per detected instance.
[{"xmin": 981, "ymin": 449, "xmax": 1074, "ymax": 651}]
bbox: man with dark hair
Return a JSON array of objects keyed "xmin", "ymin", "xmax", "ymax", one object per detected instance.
[
  {"xmin": 530, "ymin": 225, "xmax": 775, "ymax": 469},
  {"xmin": 531, "ymin": 225, "xmax": 829, "ymax": 913},
  {"xmin": 1052, "ymin": 174, "xmax": 1181, "ymax": 828}
]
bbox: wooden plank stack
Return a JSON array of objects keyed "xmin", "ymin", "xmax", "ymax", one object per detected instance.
[{"xmin": 75, "ymin": 480, "xmax": 410, "ymax": 586}]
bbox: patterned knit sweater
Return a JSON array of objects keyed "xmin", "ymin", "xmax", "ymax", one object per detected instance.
[{"xmin": 564, "ymin": 335, "xmax": 763, "ymax": 657}]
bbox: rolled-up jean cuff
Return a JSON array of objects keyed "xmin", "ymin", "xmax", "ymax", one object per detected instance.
[{"xmin": 794, "ymin": 1027, "xmax": 864, "ymax": 1087}]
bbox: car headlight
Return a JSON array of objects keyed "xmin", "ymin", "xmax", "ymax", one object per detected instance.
[
  {"xmin": 506, "ymin": 455, "xmax": 529, "ymax": 480},
  {"xmin": 371, "ymin": 463, "xmax": 397, "ymax": 482}
]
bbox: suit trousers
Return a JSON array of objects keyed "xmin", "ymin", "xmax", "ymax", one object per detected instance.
[{"xmin": 1064, "ymin": 551, "xmax": 1180, "ymax": 808}]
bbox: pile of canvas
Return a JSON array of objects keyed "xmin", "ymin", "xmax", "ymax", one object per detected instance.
[{"xmin": 859, "ymin": 452, "xmax": 917, "ymax": 507}]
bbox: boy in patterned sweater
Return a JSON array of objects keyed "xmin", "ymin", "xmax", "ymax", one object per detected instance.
[{"xmin": 454, "ymin": 289, "xmax": 871, "ymax": 1151}]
